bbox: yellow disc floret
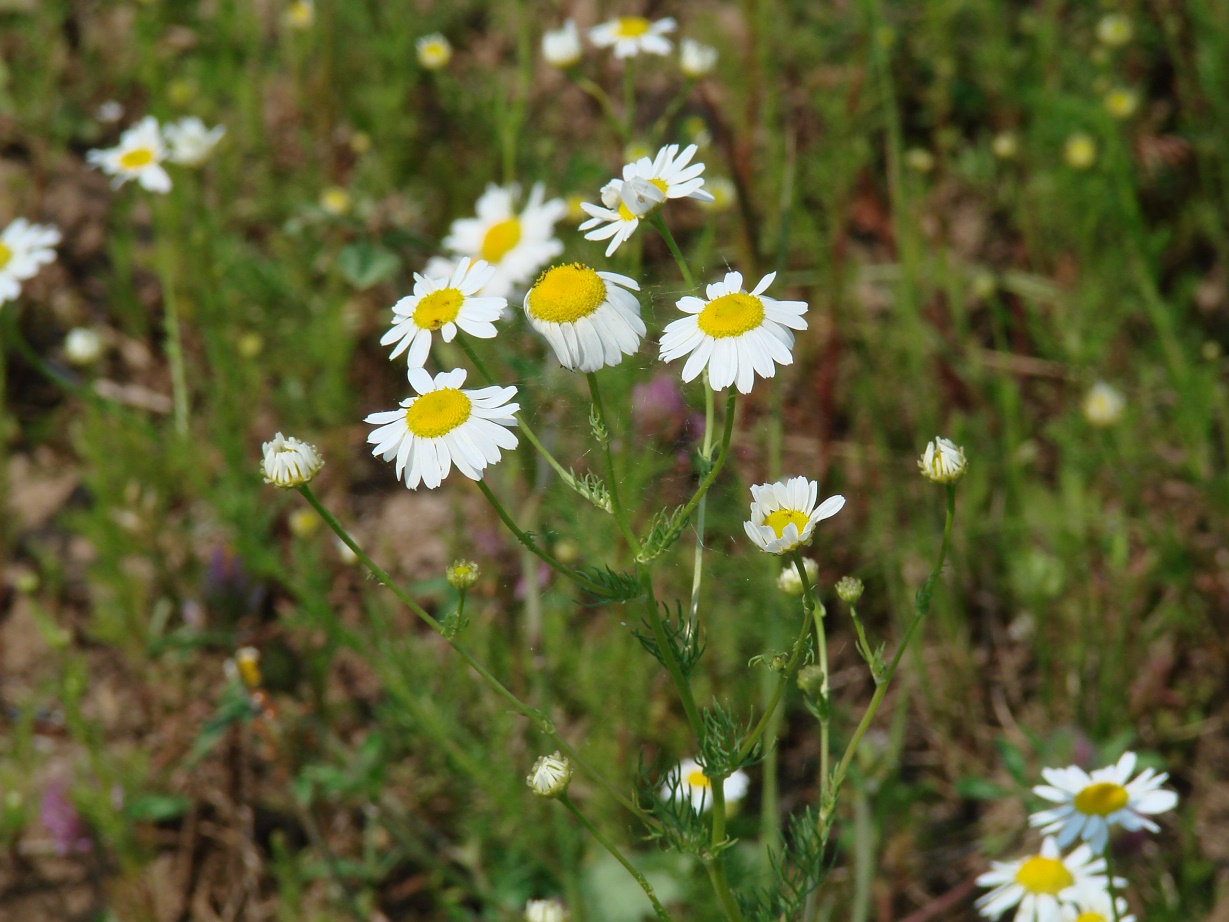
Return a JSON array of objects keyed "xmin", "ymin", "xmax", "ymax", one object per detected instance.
[
  {"xmin": 405, "ymin": 388, "xmax": 472, "ymax": 438},
  {"xmin": 615, "ymin": 16, "xmax": 651, "ymax": 37},
  {"xmin": 1075, "ymin": 914, "xmax": 1106, "ymax": 922},
  {"xmin": 697, "ymin": 292, "xmax": 765, "ymax": 338},
  {"xmin": 527, "ymin": 264, "xmax": 608, "ymax": 324},
  {"xmin": 413, "ymin": 288, "xmax": 464, "ymax": 330},
  {"xmin": 686, "ymin": 769, "xmax": 710, "ymax": 789},
  {"xmin": 1073, "ymin": 782, "xmax": 1129, "ymax": 816},
  {"xmin": 119, "ymin": 147, "xmax": 155, "ymax": 169},
  {"xmin": 763, "ymin": 509, "xmax": 809, "ymax": 539},
  {"xmin": 481, "ymin": 217, "xmax": 522, "ymax": 263},
  {"xmin": 0, "ymin": 242, "xmax": 11, "ymax": 270},
  {"xmin": 1013, "ymin": 856, "xmax": 1074, "ymax": 895}
]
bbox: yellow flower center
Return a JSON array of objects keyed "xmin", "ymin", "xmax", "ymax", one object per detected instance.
[
  {"xmin": 0, "ymin": 241, "xmax": 11, "ymax": 270},
  {"xmin": 413, "ymin": 288, "xmax": 463, "ymax": 330},
  {"xmin": 527, "ymin": 264, "xmax": 607, "ymax": 324},
  {"xmin": 686, "ymin": 769, "xmax": 710, "ymax": 789},
  {"xmin": 405, "ymin": 388, "xmax": 472, "ymax": 438},
  {"xmin": 1013, "ymin": 856, "xmax": 1074, "ymax": 896},
  {"xmin": 119, "ymin": 147, "xmax": 155, "ymax": 169},
  {"xmin": 697, "ymin": 292, "xmax": 765, "ymax": 338},
  {"xmin": 763, "ymin": 509, "xmax": 809, "ymax": 539},
  {"xmin": 481, "ymin": 217, "xmax": 521, "ymax": 263},
  {"xmin": 615, "ymin": 16, "xmax": 651, "ymax": 38},
  {"xmin": 1075, "ymin": 914, "xmax": 1106, "ymax": 922},
  {"xmin": 617, "ymin": 202, "xmax": 637, "ymax": 222},
  {"xmin": 1073, "ymin": 781, "xmax": 1129, "ymax": 816}
]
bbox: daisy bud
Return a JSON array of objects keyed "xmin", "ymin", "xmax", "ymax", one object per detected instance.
[
  {"xmin": 542, "ymin": 20, "xmax": 582, "ymax": 69},
  {"xmin": 918, "ymin": 436, "xmax": 967, "ymax": 485},
  {"xmin": 1064, "ymin": 133, "xmax": 1097, "ymax": 170},
  {"xmin": 525, "ymin": 898, "xmax": 569, "ymax": 922},
  {"xmin": 261, "ymin": 432, "xmax": 325, "ymax": 488},
  {"xmin": 1083, "ymin": 382, "xmax": 1125, "ymax": 427},
  {"xmin": 797, "ymin": 664, "xmax": 825, "ymax": 694},
  {"xmin": 1096, "ymin": 12, "xmax": 1133, "ymax": 47},
  {"xmin": 64, "ymin": 328, "xmax": 103, "ymax": 366},
  {"xmin": 680, "ymin": 38, "xmax": 717, "ymax": 78},
  {"xmin": 836, "ymin": 576, "xmax": 864, "ymax": 603},
  {"xmin": 776, "ymin": 558, "xmax": 818, "ymax": 596},
  {"xmin": 992, "ymin": 131, "xmax": 1019, "ymax": 160},
  {"xmin": 235, "ymin": 647, "xmax": 262, "ymax": 689},
  {"xmin": 446, "ymin": 559, "xmax": 480, "ymax": 591},
  {"xmin": 417, "ymin": 33, "xmax": 452, "ymax": 70},
  {"xmin": 527, "ymin": 752, "xmax": 573, "ymax": 798}
]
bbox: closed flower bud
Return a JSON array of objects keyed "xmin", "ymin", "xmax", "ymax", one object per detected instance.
[
  {"xmin": 835, "ymin": 576, "xmax": 864, "ymax": 603},
  {"xmin": 918, "ymin": 436, "xmax": 967, "ymax": 484},
  {"xmin": 776, "ymin": 558, "xmax": 818, "ymax": 596},
  {"xmin": 417, "ymin": 33, "xmax": 452, "ymax": 70},
  {"xmin": 261, "ymin": 432, "xmax": 324, "ymax": 488},
  {"xmin": 526, "ymin": 752, "xmax": 573, "ymax": 798},
  {"xmin": 235, "ymin": 646, "xmax": 262, "ymax": 689},
  {"xmin": 797, "ymin": 664, "xmax": 825, "ymax": 694},
  {"xmin": 446, "ymin": 559, "xmax": 480, "ymax": 590},
  {"xmin": 525, "ymin": 898, "xmax": 569, "ymax": 922}
]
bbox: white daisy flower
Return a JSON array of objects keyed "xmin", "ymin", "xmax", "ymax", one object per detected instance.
[
  {"xmin": 1058, "ymin": 883, "xmax": 1135, "ymax": 922},
  {"xmin": 366, "ymin": 368, "xmax": 519, "ymax": 490},
  {"xmin": 416, "ymin": 33, "xmax": 452, "ymax": 70},
  {"xmin": 1030, "ymin": 751, "xmax": 1179, "ymax": 856},
  {"xmin": 1082, "ymin": 382, "xmax": 1125, "ymax": 428},
  {"xmin": 744, "ymin": 476, "xmax": 845, "ymax": 556},
  {"xmin": 542, "ymin": 19, "xmax": 582, "ymax": 68},
  {"xmin": 163, "ymin": 116, "xmax": 225, "ymax": 166},
  {"xmin": 578, "ymin": 179, "xmax": 643, "ymax": 257},
  {"xmin": 86, "ymin": 116, "xmax": 172, "ymax": 193},
  {"xmin": 975, "ymin": 838, "xmax": 1107, "ymax": 922},
  {"xmin": 661, "ymin": 758, "xmax": 749, "ymax": 813},
  {"xmin": 0, "ymin": 218, "xmax": 61, "ymax": 305},
  {"xmin": 659, "ymin": 270, "xmax": 807, "ymax": 394},
  {"xmin": 523, "ymin": 263, "xmax": 644, "ymax": 372},
  {"xmin": 261, "ymin": 432, "xmax": 325, "ymax": 488},
  {"xmin": 680, "ymin": 38, "xmax": 718, "ymax": 78},
  {"xmin": 381, "ymin": 258, "xmax": 506, "ymax": 368},
  {"xmin": 589, "ymin": 16, "xmax": 675, "ymax": 58},
  {"xmin": 918, "ymin": 436, "xmax": 967, "ymax": 484},
  {"xmin": 441, "ymin": 183, "xmax": 566, "ymax": 298}
]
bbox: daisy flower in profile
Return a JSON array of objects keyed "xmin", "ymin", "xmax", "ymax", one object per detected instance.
[
  {"xmin": 661, "ymin": 758, "xmax": 750, "ymax": 813},
  {"xmin": 441, "ymin": 183, "xmax": 566, "ymax": 298},
  {"xmin": 1058, "ymin": 883, "xmax": 1134, "ymax": 922},
  {"xmin": 1030, "ymin": 751, "xmax": 1178, "ymax": 856},
  {"xmin": 975, "ymin": 837, "xmax": 1107, "ymax": 922},
  {"xmin": 163, "ymin": 116, "xmax": 225, "ymax": 166},
  {"xmin": 744, "ymin": 476, "xmax": 845, "ymax": 556},
  {"xmin": 680, "ymin": 38, "xmax": 717, "ymax": 78},
  {"xmin": 589, "ymin": 16, "xmax": 675, "ymax": 58},
  {"xmin": 416, "ymin": 33, "xmax": 452, "ymax": 70},
  {"xmin": 659, "ymin": 270, "xmax": 807, "ymax": 394},
  {"xmin": 365, "ymin": 368, "xmax": 519, "ymax": 490},
  {"xmin": 87, "ymin": 116, "xmax": 172, "ymax": 192},
  {"xmin": 261, "ymin": 433, "xmax": 325, "ymax": 488},
  {"xmin": 523, "ymin": 263, "xmax": 644, "ymax": 372},
  {"xmin": 381, "ymin": 258, "xmax": 506, "ymax": 367},
  {"xmin": 542, "ymin": 19, "xmax": 582, "ymax": 69},
  {"xmin": 0, "ymin": 218, "xmax": 61, "ymax": 305}
]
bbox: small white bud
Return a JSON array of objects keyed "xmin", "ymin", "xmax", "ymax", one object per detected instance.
[
  {"xmin": 261, "ymin": 432, "xmax": 324, "ymax": 488},
  {"xmin": 776, "ymin": 558, "xmax": 818, "ymax": 596},
  {"xmin": 526, "ymin": 752, "xmax": 573, "ymax": 798},
  {"xmin": 542, "ymin": 20, "xmax": 582, "ymax": 69},
  {"xmin": 525, "ymin": 898, "xmax": 569, "ymax": 922},
  {"xmin": 417, "ymin": 34, "xmax": 452, "ymax": 70},
  {"xmin": 918, "ymin": 436, "xmax": 967, "ymax": 484}
]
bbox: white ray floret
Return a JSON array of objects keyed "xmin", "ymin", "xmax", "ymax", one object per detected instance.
[
  {"xmin": 366, "ymin": 368, "xmax": 519, "ymax": 490},
  {"xmin": 87, "ymin": 116, "xmax": 172, "ymax": 192},
  {"xmin": 975, "ymin": 837, "xmax": 1109, "ymax": 922},
  {"xmin": 381, "ymin": 258, "xmax": 506, "ymax": 368},
  {"xmin": 1030, "ymin": 751, "xmax": 1178, "ymax": 856},
  {"xmin": 660, "ymin": 758, "xmax": 749, "ymax": 814},
  {"xmin": 659, "ymin": 270, "xmax": 807, "ymax": 394},
  {"xmin": 523, "ymin": 263, "xmax": 643, "ymax": 372},
  {"xmin": 744, "ymin": 476, "xmax": 845, "ymax": 556},
  {"xmin": 0, "ymin": 218, "xmax": 61, "ymax": 305},
  {"xmin": 1058, "ymin": 882, "xmax": 1135, "ymax": 922},
  {"xmin": 163, "ymin": 116, "xmax": 226, "ymax": 166},
  {"xmin": 588, "ymin": 16, "xmax": 675, "ymax": 58}
]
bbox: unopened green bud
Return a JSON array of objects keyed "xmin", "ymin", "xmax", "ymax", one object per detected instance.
[
  {"xmin": 446, "ymin": 560, "xmax": 480, "ymax": 591},
  {"xmin": 835, "ymin": 576, "xmax": 864, "ymax": 603},
  {"xmin": 797, "ymin": 664, "xmax": 825, "ymax": 694}
]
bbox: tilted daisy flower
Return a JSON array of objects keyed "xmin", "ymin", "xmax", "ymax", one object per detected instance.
[
  {"xmin": 744, "ymin": 476, "xmax": 845, "ymax": 555},
  {"xmin": 366, "ymin": 368, "xmax": 519, "ymax": 490},
  {"xmin": 1030, "ymin": 751, "xmax": 1178, "ymax": 855},
  {"xmin": 659, "ymin": 270, "xmax": 807, "ymax": 394},
  {"xmin": 0, "ymin": 218, "xmax": 61, "ymax": 305},
  {"xmin": 416, "ymin": 33, "xmax": 452, "ymax": 70},
  {"xmin": 975, "ymin": 838, "xmax": 1107, "ymax": 922},
  {"xmin": 542, "ymin": 19, "xmax": 582, "ymax": 69},
  {"xmin": 661, "ymin": 758, "xmax": 750, "ymax": 813},
  {"xmin": 589, "ymin": 16, "xmax": 676, "ymax": 58},
  {"xmin": 441, "ymin": 183, "xmax": 565, "ymax": 298},
  {"xmin": 1058, "ymin": 882, "xmax": 1135, "ymax": 922},
  {"xmin": 381, "ymin": 258, "xmax": 506, "ymax": 367},
  {"xmin": 163, "ymin": 116, "xmax": 225, "ymax": 166},
  {"xmin": 523, "ymin": 263, "xmax": 644, "ymax": 372},
  {"xmin": 87, "ymin": 116, "xmax": 172, "ymax": 192}
]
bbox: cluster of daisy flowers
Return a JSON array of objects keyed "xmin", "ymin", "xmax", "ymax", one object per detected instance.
[
  {"xmin": 977, "ymin": 751, "xmax": 1178, "ymax": 922},
  {"xmin": 541, "ymin": 15, "xmax": 717, "ymax": 77},
  {"xmin": 0, "ymin": 217, "xmax": 61, "ymax": 307},
  {"xmin": 87, "ymin": 115, "xmax": 225, "ymax": 192}
]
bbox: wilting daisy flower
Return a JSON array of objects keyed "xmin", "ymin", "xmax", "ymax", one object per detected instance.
[
  {"xmin": 163, "ymin": 117, "xmax": 225, "ymax": 166},
  {"xmin": 918, "ymin": 436, "xmax": 967, "ymax": 484},
  {"xmin": 0, "ymin": 218, "xmax": 61, "ymax": 305},
  {"xmin": 659, "ymin": 270, "xmax": 807, "ymax": 394},
  {"xmin": 381, "ymin": 258, "xmax": 506, "ymax": 367},
  {"xmin": 776, "ymin": 557, "xmax": 819, "ymax": 596},
  {"xmin": 523, "ymin": 263, "xmax": 644, "ymax": 372},
  {"xmin": 525, "ymin": 899, "xmax": 569, "ymax": 922},
  {"xmin": 680, "ymin": 38, "xmax": 718, "ymax": 77},
  {"xmin": 661, "ymin": 758, "xmax": 749, "ymax": 813},
  {"xmin": 417, "ymin": 33, "xmax": 452, "ymax": 69},
  {"xmin": 366, "ymin": 368, "xmax": 519, "ymax": 490},
  {"xmin": 1082, "ymin": 382, "xmax": 1125, "ymax": 427},
  {"xmin": 261, "ymin": 432, "xmax": 325, "ymax": 488},
  {"xmin": 589, "ymin": 16, "xmax": 675, "ymax": 58},
  {"xmin": 543, "ymin": 19, "xmax": 582, "ymax": 68},
  {"xmin": 87, "ymin": 116, "xmax": 172, "ymax": 192},
  {"xmin": 441, "ymin": 183, "xmax": 566, "ymax": 298},
  {"xmin": 975, "ymin": 837, "xmax": 1107, "ymax": 922},
  {"xmin": 1058, "ymin": 883, "xmax": 1135, "ymax": 922},
  {"xmin": 1030, "ymin": 751, "xmax": 1178, "ymax": 855},
  {"xmin": 744, "ymin": 476, "xmax": 845, "ymax": 556}
]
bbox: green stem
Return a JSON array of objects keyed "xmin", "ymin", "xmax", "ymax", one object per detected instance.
[
  {"xmin": 622, "ymin": 60, "xmax": 636, "ymax": 139},
  {"xmin": 153, "ymin": 197, "xmax": 190, "ymax": 438},
  {"xmin": 650, "ymin": 212, "xmax": 697, "ymax": 290},
  {"xmin": 1103, "ymin": 848, "xmax": 1123, "ymax": 922},
  {"xmin": 638, "ymin": 571, "xmax": 704, "ymax": 738},
  {"xmin": 586, "ymin": 371, "xmax": 640, "ymax": 552},
  {"xmin": 560, "ymin": 795, "xmax": 673, "ymax": 922},
  {"xmin": 688, "ymin": 383, "xmax": 717, "ymax": 619},
  {"xmin": 296, "ymin": 485, "xmax": 643, "ymax": 818},
  {"xmin": 676, "ymin": 390, "xmax": 738, "ymax": 527},
  {"xmin": 809, "ymin": 558, "xmax": 831, "ymax": 814},
  {"xmin": 706, "ymin": 782, "xmax": 744, "ymax": 922},
  {"xmin": 575, "ymin": 76, "xmax": 630, "ymax": 145}
]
